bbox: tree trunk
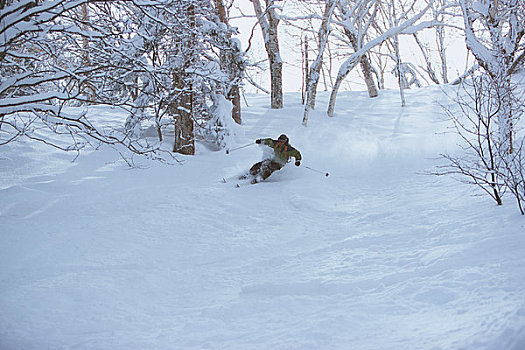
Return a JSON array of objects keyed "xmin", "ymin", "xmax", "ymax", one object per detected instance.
[
  {"xmin": 214, "ymin": 0, "xmax": 242, "ymax": 124},
  {"xmin": 81, "ymin": 3, "xmax": 90, "ymax": 65},
  {"xmin": 393, "ymin": 37, "xmax": 406, "ymax": 106},
  {"xmin": 172, "ymin": 75, "xmax": 195, "ymax": 155},
  {"xmin": 252, "ymin": 0, "xmax": 283, "ymax": 109},
  {"xmin": 390, "ymin": 2, "xmax": 406, "ymax": 107},
  {"xmin": 80, "ymin": 3, "xmax": 97, "ymax": 102},
  {"xmin": 436, "ymin": 23, "xmax": 449, "ymax": 83},
  {"xmin": 172, "ymin": 4, "xmax": 195, "ymax": 155},
  {"xmin": 327, "ymin": 60, "xmax": 360, "ymax": 117},
  {"xmin": 229, "ymin": 86, "xmax": 242, "ymax": 124},
  {"xmin": 361, "ymin": 55, "xmax": 379, "ymax": 98},
  {"xmin": 269, "ymin": 54, "xmax": 283, "ymax": 109},
  {"xmin": 173, "ymin": 99, "xmax": 195, "ymax": 155},
  {"xmin": 303, "ymin": 0, "xmax": 337, "ymax": 126},
  {"xmin": 301, "ymin": 35, "xmax": 309, "ymax": 105},
  {"xmin": 343, "ymin": 28, "xmax": 378, "ymax": 99},
  {"xmin": 498, "ymin": 74, "xmax": 513, "ymax": 154}
]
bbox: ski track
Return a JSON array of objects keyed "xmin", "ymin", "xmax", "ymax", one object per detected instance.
[{"xmin": 1, "ymin": 90, "xmax": 525, "ymax": 349}]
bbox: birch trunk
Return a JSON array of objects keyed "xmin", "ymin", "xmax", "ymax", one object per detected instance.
[
  {"xmin": 327, "ymin": 60, "xmax": 360, "ymax": 117},
  {"xmin": 393, "ymin": 34, "xmax": 406, "ymax": 107},
  {"xmin": 252, "ymin": 0, "xmax": 283, "ymax": 109},
  {"xmin": 215, "ymin": 0, "xmax": 242, "ymax": 124},
  {"xmin": 302, "ymin": 0, "xmax": 337, "ymax": 126},
  {"xmin": 301, "ymin": 35, "xmax": 308, "ymax": 105},
  {"xmin": 436, "ymin": 23, "xmax": 449, "ymax": 83},
  {"xmin": 391, "ymin": 3, "xmax": 406, "ymax": 107},
  {"xmin": 344, "ymin": 29, "xmax": 378, "ymax": 98}
]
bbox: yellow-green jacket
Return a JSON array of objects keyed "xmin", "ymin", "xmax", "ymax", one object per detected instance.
[{"xmin": 257, "ymin": 138, "xmax": 302, "ymax": 165}]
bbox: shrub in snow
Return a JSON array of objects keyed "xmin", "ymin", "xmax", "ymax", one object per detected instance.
[
  {"xmin": 439, "ymin": 73, "xmax": 525, "ymax": 214},
  {"xmin": 439, "ymin": 76, "xmax": 507, "ymax": 206}
]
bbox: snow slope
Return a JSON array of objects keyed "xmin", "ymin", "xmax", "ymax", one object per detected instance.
[{"xmin": 1, "ymin": 87, "xmax": 525, "ymax": 350}]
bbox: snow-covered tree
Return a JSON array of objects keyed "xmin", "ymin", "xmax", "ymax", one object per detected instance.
[
  {"xmin": 0, "ymin": 0, "xmax": 244, "ymax": 157},
  {"xmin": 0, "ymin": 1, "xmax": 170, "ymax": 156},
  {"xmin": 0, "ymin": 1, "xmax": 134, "ymax": 152},
  {"xmin": 123, "ymin": 0, "xmax": 244, "ymax": 154},
  {"xmin": 386, "ymin": 0, "xmax": 408, "ymax": 106},
  {"xmin": 459, "ymin": 0, "xmax": 525, "ymax": 153},
  {"xmin": 214, "ymin": 0, "xmax": 245, "ymax": 125},
  {"xmin": 327, "ymin": 0, "xmax": 437, "ymax": 116},
  {"xmin": 408, "ymin": 0, "xmax": 465, "ymax": 85},
  {"xmin": 437, "ymin": 0, "xmax": 525, "ymax": 214},
  {"xmin": 335, "ymin": 0, "xmax": 379, "ymax": 99}
]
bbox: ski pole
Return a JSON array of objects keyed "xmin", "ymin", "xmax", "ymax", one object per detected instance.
[
  {"xmin": 304, "ymin": 165, "xmax": 329, "ymax": 177},
  {"xmin": 225, "ymin": 143, "xmax": 255, "ymax": 154}
]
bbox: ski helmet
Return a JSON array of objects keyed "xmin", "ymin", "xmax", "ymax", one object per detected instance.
[{"xmin": 278, "ymin": 134, "xmax": 289, "ymax": 144}]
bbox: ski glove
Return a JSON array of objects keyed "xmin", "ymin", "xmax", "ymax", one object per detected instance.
[
  {"xmin": 295, "ymin": 161, "xmax": 301, "ymax": 166},
  {"xmin": 255, "ymin": 139, "xmax": 262, "ymax": 144}
]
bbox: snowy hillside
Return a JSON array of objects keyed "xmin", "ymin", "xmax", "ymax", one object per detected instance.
[{"xmin": 1, "ymin": 87, "xmax": 525, "ymax": 350}]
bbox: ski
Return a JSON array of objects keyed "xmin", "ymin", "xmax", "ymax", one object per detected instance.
[
  {"xmin": 235, "ymin": 179, "xmax": 258, "ymax": 188},
  {"xmin": 220, "ymin": 174, "xmax": 260, "ymax": 188}
]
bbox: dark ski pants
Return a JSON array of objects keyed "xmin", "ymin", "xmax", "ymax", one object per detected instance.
[{"xmin": 250, "ymin": 160, "xmax": 283, "ymax": 181}]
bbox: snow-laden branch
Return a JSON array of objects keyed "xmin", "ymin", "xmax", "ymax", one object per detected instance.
[
  {"xmin": 459, "ymin": 0, "xmax": 525, "ymax": 77},
  {"xmin": 327, "ymin": 0, "xmax": 436, "ymax": 116},
  {"xmin": 337, "ymin": 0, "xmax": 435, "ymax": 82},
  {"xmin": 1, "ymin": 0, "xmax": 239, "ymax": 159},
  {"xmin": 0, "ymin": 0, "xmax": 87, "ymax": 38},
  {"xmin": 0, "ymin": 91, "xmax": 73, "ymax": 111},
  {"xmin": 458, "ymin": 0, "xmax": 497, "ymax": 74}
]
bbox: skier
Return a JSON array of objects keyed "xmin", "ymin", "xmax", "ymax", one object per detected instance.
[{"xmin": 244, "ymin": 134, "xmax": 302, "ymax": 184}]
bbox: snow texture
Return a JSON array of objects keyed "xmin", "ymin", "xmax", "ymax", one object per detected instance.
[{"xmin": 1, "ymin": 87, "xmax": 525, "ymax": 350}]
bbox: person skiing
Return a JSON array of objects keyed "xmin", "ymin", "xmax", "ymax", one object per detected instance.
[{"xmin": 244, "ymin": 134, "xmax": 302, "ymax": 183}]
